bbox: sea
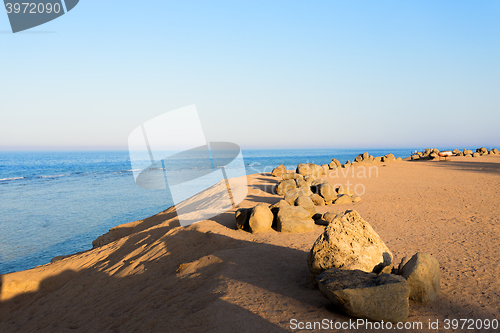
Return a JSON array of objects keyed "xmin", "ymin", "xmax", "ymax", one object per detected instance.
[{"xmin": 0, "ymin": 148, "xmax": 415, "ymax": 274}]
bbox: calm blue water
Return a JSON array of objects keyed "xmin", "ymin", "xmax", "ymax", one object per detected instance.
[{"xmin": 0, "ymin": 148, "xmax": 413, "ymax": 274}]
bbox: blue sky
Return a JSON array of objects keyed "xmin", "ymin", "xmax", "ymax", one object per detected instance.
[{"xmin": 1, "ymin": 1, "xmax": 499, "ymax": 150}]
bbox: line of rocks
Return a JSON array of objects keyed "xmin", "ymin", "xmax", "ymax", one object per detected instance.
[
  {"xmin": 411, "ymin": 147, "xmax": 500, "ymax": 160},
  {"xmin": 308, "ymin": 210, "xmax": 440, "ymax": 323}
]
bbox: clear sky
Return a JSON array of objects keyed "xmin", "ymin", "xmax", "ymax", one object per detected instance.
[{"xmin": 1, "ymin": 1, "xmax": 499, "ymax": 150}]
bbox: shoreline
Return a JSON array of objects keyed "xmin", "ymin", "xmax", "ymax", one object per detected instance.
[{"xmin": 1, "ymin": 152, "xmax": 499, "ymax": 332}]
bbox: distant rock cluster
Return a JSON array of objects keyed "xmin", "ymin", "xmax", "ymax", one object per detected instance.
[
  {"xmin": 308, "ymin": 210, "xmax": 440, "ymax": 323},
  {"xmin": 411, "ymin": 147, "xmax": 500, "ymax": 160}
]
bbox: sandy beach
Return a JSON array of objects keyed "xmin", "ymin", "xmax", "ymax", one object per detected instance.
[{"xmin": 1, "ymin": 155, "xmax": 499, "ymax": 332}]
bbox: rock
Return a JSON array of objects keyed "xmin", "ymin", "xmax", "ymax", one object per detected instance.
[
  {"xmin": 248, "ymin": 204, "xmax": 273, "ymax": 233},
  {"xmin": 270, "ymin": 200, "xmax": 290, "ymax": 228},
  {"xmin": 383, "ymin": 154, "xmax": 396, "ymax": 162},
  {"xmin": 463, "ymin": 149, "xmax": 473, "ymax": 155},
  {"xmin": 352, "ymin": 196, "xmax": 362, "ymax": 203},
  {"xmin": 491, "ymin": 148, "xmax": 500, "ymax": 155},
  {"xmin": 282, "ymin": 172, "xmax": 303, "ymax": 181},
  {"xmin": 472, "ymin": 152, "xmax": 480, "ymax": 157},
  {"xmin": 452, "ymin": 149, "xmax": 461, "ymax": 155},
  {"xmin": 296, "ymin": 163, "xmax": 312, "ymax": 176},
  {"xmin": 398, "ymin": 253, "xmax": 440, "ymax": 303},
  {"xmin": 331, "ymin": 158, "xmax": 342, "ymax": 169},
  {"xmin": 295, "ymin": 196, "xmax": 317, "ymax": 217},
  {"xmin": 323, "ymin": 211, "xmax": 341, "ymax": 223},
  {"xmin": 429, "ymin": 152, "xmax": 438, "ymax": 160},
  {"xmin": 295, "ymin": 178, "xmax": 308, "ymax": 188},
  {"xmin": 362, "ymin": 152, "xmax": 369, "ymax": 160},
  {"xmin": 271, "ymin": 164, "xmax": 287, "ymax": 177},
  {"xmin": 316, "ymin": 268, "xmax": 410, "ymax": 323},
  {"xmin": 355, "ymin": 154, "xmax": 363, "ymax": 162},
  {"xmin": 284, "ymin": 187, "xmax": 313, "ymax": 205},
  {"xmin": 477, "ymin": 147, "xmax": 488, "ymax": 155},
  {"xmin": 235, "ymin": 208, "xmax": 252, "ymax": 230},
  {"xmin": 319, "ymin": 183, "xmax": 336, "ymax": 202},
  {"xmin": 304, "ymin": 175, "xmax": 316, "ymax": 185},
  {"xmin": 277, "ymin": 206, "xmax": 315, "ymax": 233},
  {"xmin": 276, "ymin": 179, "xmax": 296, "ymax": 196},
  {"xmin": 411, "ymin": 154, "xmax": 420, "ymax": 160},
  {"xmin": 307, "ymin": 210, "xmax": 393, "ymax": 278},
  {"xmin": 270, "ymin": 200, "xmax": 290, "ymax": 210},
  {"xmin": 328, "ymin": 161, "xmax": 338, "ymax": 169},
  {"xmin": 308, "ymin": 163, "xmax": 326, "ymax": 177},
  {"xmin": 336, "ymin": 185, "xmax": 354, "ymax": 196},
  {"xmin": 374, "ymin": 156, "xmax": 383, "ymax": 163},
  {"xmin": 321, "ymin": 164, "xmax": 329, "ymax": 175},
  {"xmin": 396, "ymin": 157, "xmax": 402, "ymax": 161},
  {"xmin": 333, "ymin": 194, "xmax": 353, "ymax": 204},
  {"xmin": 343, "ymin": 160, "xmax": 351, "ymax": 168},
  {"xmin": 310, "ymin": 193, "xmax": 325, "ymax": 206}
]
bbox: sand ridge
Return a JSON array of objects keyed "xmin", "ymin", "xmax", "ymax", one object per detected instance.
[{"xmin": 0, "ymin": 156, "xmax": 499, "ymax": 332}]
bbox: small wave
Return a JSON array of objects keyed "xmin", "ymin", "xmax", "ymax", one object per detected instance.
[
  {"xmin": 125, "ymin": 169, "xmax": 141, "ymax": 172},
  {"xmin": 39, "ymin": 174, "xmax": 70, "ymax": 179},
  {"xmin": 0, "ymin": 177, "xmax": 24, "ymax": 181}
]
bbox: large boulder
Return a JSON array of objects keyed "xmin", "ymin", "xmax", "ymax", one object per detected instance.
[
  {"xmin": 452, "ymin": 149, "xmax": 461, "ymax": 155},
  {"xmin": 277, "ymin": 206, "xmax": 315, "ymax": 233},
  {"xmin": 411, "ymin": 154, "xmax": 420, "ymax": 160},
  {"xmin": 284, "ymin": 187, "xmax": 313, "ymax": 205},
  {"xmin": 316, "ymin": 268, "xmax": 410, "ymax": 323},
  {"xmin": 295, "ymin": 196, "xmax": 316, "ymax": 217},
  {"xmin": 472, "ymin": 152, "xmax": 480, "ymax": 157},
  {"xmin": 307, "ymin": 210, "xmax": 393, "ymax": 279},
  {"xmin": 248, "ymin": 204, "xmax": 274, "ymax": 233},
  {"xmin": 271, "ymin": 164, "xmax": 287, "ymax": 177},
  {"xmin": 398, "ymin": 253, "xmax": 440, "ymax": 303},
  {"xmin": 276, "ymin": 179, "xmax": 296, "ymax": 196},
  {"xmin": 296, "ymin": 163, "xmax": 312, "ymax": 176},
  {"xmin": 490, "ymin": 148, "xmax": 500, "ymax": 155},
  {"xmin": 319, "ymin": 183, "xmax": 336, "ymax": 202}
]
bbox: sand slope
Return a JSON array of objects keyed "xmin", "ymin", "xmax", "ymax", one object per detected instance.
[{"xmin": 1, "ymin": 156, "xmax": 499, "ymax": 332}]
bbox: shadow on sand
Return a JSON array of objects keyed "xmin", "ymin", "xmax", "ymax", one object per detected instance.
[{"xmin": 1, "ymin": 195, "xmax": 497, "ymax": 332}]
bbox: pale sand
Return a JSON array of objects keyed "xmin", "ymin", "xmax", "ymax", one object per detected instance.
[{"xmin": 1, "ymin": 156, "xmax": 499, "ymax": 332}]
